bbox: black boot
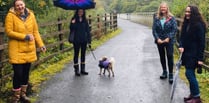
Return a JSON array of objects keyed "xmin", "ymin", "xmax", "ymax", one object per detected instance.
[
  {"xmin": 160, "ymin": 71, "xmax": 167, "ymax": 79},
  {"xmin": 80, "ymin": 63, "xmax": 88, "ymax": 75},
  {"xmin": 169, "ymin": 73, "xmax": 173, "ymax": 84},
  {"xmin": 74, "ymin": 64, "xmax": 80, "ymax": 76}
]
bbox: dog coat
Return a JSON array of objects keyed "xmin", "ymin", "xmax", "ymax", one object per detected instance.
[{"xmin": 99, "ymin": 60, "xmax": 110, "ymax": 69}]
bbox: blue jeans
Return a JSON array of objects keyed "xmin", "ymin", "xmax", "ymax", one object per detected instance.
[{"xmin": 185, "ymin": 68, "xmax": 200, "ymax": 97}]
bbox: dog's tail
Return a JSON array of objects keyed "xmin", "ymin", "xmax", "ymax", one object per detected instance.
[{"xmin": 109, "ymin": 57, "xmax": 115, "ymax": 68}]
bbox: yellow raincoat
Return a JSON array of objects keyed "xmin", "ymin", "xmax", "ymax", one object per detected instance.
[{"xmin": 5, "ymin": 7, "xmax": 44, "ymax": 64}]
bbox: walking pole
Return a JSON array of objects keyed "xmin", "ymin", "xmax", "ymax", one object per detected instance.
[
  {"xmin": 88, "ymin": 44, "xmax": 97, "ymax": 60},
  {"xmin": 170, "ymin": 52, "xmax": 183, "ymax": 103}
]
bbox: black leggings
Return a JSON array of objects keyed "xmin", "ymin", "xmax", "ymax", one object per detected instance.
[
  {"xmin": 157, "ymin": 43, "xmax": 174, "ymax": 74},
  {"xmin": 73, "ymin": 42, "xmax": 87, "ymax": 64},
  {"xmin": 12, "ymin": 63, "xmax": 31, "ymax": 89}
]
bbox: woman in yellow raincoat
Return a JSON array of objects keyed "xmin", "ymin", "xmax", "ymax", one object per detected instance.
[{"xmin": 5, "ymin": 0, "xmax": 46, "ymax": 102}]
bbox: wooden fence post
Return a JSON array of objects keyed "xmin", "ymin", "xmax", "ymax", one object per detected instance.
[
  {"xmin": 58, "ymin": 18, "xmax": 63, "ymax": 50},
  {"xmin": 110, "ymin": 13, "xmax": 113, "ymax": 31},
  {"xmin": 97, "ymin": 14, "xmax": 100, "ymax": 26},
  {"xmin": 97, "ymin": 14, "xmax": 101, "ymax": 37},
  {"xmin": 88, "ymin": 15, "xmax": 92, "ymax": 34},
  {"xmin": 113, "ymin": 13, "xmax": 117, "ymax": 31},
  {"xmin": 104, "ymin": 13, "xmax": 107, "ymax": 34},
  {"xmin": 113, "ymin": 13, "xmax": 115, "ymax": 31}
]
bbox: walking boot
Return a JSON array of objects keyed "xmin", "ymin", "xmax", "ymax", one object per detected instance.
[
  {"xmin": 169, "ymin": 73, "xmax": 173, "ymax": 84},
  {"xmin": 80, "ymin": 63, "xmax": 88, "ymax": 75},
  {"xmin": 185, "ymin": 96, "xmax": 202, "ymax": 103},
  {"xmin": 160, "ymin": 71, "xmax": 167, "ymax": 79},
  {"xmin": 184, "ymin": 94, "xmax": 192, "ymax": 102},
  {"xmin": 74, "ymin": 64, "xmax": 80, "ymax": 76},
  {"xmin": 20, "ymin": 85, "xmax": 31, "ymax": 103},
  {"xmin": 12, "ymin": 89, "xmax": 21, "ymax": 103}
]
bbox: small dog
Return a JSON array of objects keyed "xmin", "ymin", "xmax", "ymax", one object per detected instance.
[{"xmin": 98, "ymin": 56, "xmax": 115, "ymax": 77}]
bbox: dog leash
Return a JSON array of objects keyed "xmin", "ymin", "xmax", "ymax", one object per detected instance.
[{"xmin": 88, "ymin": 44, "xmax": 97, "ymax": 60}]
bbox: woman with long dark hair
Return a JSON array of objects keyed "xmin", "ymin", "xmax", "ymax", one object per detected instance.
[
  {"xmin": 70, "ymin": 9, "xmax": 91, "ymax": 76},
  {"xmin": 179, "ymin": 5, "xmax": 207, "ymax": 103},
  {"xmin": 152, "ymin": 2, "xmax": 177, "ymax": 84}
]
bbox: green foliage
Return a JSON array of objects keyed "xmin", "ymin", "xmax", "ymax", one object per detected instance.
[
  {"xmin": 198, "ymin": 0, "xmax": 209, "ymax": 21},
  {"xmin": 105, "ymin": 0, "xmax": 172, "ymax": 13},
  {"xmin": 137, "ymin": 1, "xmax": 160, "ymax": 12},
  {"xmin": 0, "ymin": 0, "xmax": 12, "ymax": 11},
  {"xmin": 121, "ymin": 1, "xmax": 138, "ymax": 13},
  {"xmin": 109, "ymin": 0, "xmax": 123, "ymax": 13},
  {"xmin": 171, "ymin": 0, "xmax": 209, "ymax": 20},
  {"xmin": 170, "ymin": 0, "xmax": 188, "ymax": 17}
]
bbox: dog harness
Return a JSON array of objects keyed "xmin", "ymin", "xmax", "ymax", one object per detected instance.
[{"xmin": 99, "ymin": 60, "xmax": 110, "ymax": 69}]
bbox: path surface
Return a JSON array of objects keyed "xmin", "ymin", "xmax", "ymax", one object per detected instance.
[{"xmin": 37, "ymin": 19, "xmax": 189, "ymax": 103}]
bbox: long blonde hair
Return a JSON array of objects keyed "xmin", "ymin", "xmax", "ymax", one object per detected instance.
[{"xmin": 156, "ymin": 2, "xmax": 173, "ymax": 19}]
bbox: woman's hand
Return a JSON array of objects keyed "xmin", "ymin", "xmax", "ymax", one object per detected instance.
[
  {"xmin": 71, "ymin": 19, "xmax": 76, "ymax": 23},
  {"xmin": 157, "ymin": 39, "xmax": 164, "ymax": 44},
  {"xmin": 88, "ymin": 44, "xmax": 91, "ymax": 49},
  {"xmin": 28, "ymin": 34, "xmax": 34, "ymax": 41},
  {"xmin": 163, "ymin": 38, "xmax": 170, "ymax": 43},
  {"xmin": 40, "ymin": 46, "xmax": 46, "ymax": 52},
  {"xmin": 198, "ymin": 61, "xmax": 203, "ymax": 65},
  {"xmin": 178, "ymin": 48, "xmax": 184, "ymax": 53}
]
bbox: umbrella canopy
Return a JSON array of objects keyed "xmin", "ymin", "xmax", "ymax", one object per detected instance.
[{"xmin": 53, "ymin": 0, "xmax": 96, "ymax": 10}]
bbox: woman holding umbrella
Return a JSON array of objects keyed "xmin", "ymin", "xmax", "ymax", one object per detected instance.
[
  {"xmin": 70, "ymin": 9, "xmax": 91, "ymax": 76},
  {"xmin": 53, "ymin": 0, "xmax": 95, "ymax": 76},
  {"xmin": 179, "ymin": 5, "xmax": 206, "ymax": 103}
]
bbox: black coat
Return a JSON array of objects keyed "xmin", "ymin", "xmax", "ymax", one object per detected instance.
[
  {"xmin": 179, "ymin": 21, "xmax": 205, "ymax": 68},
  {"xmin": 70, "ymin": 19, "xmax": 91, "ymax": 44}
]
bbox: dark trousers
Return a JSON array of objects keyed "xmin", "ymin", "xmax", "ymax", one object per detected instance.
[
  {"xmin": 12, "ymin": 63, "xmax": 31, "ymax": 89},
  {"xmin": 73, "ymin": 42, "xmax": 87, "ymax": 64},
  {"xmin": 157, "ymin": 43, "xmax": 174, "ymax": 74}
]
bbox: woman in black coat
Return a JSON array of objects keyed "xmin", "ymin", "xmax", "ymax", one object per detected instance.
[
  {"xmin": 70, "ymin": 9, "xmax": 91, "ymax": 76},
  {"xmin": 179, "ymin": 5, "xmax": 206, "ymax": 103}
]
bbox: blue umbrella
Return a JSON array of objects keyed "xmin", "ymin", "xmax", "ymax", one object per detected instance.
[{"xmin": 53, "ymin": 0, "xmax": 96, "ymax": 10}]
